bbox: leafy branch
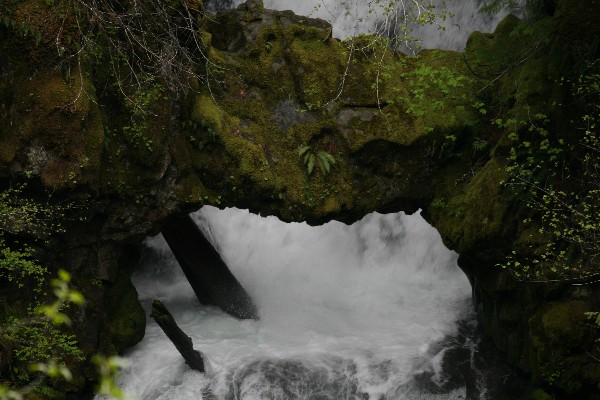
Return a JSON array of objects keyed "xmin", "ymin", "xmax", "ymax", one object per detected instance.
[{"xmin": 498, "ymin": 61, "xmax": 600, "ymax": 281}]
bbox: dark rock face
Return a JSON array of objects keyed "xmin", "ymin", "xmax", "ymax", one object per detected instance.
[
  {"xmin": 410, "ymin": 318, "xmax": 530, "ymax": 400},
  {"xmin": 0, "ymin": 0, "xmax": 599, "ymax": 397}
]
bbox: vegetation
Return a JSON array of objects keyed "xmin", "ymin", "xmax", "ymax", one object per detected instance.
[
  {"xmin": 0, "ymin": 265, "xmax": 81, "ymax": 399},
  {"xmin": 309, "ymin": 0, "xmax": 451, "ymax": 51},
  {"xmin": 298, "ymin": 146, "xmax": 336, "ymax": 176},
  {"xmin": 0, "ymin": 185, "xmax": 128, "ymax": 399},
  {"xmin": 499, "ymin": 61, "xmax": 600, "ymax": 282},
  {"xmin": 1, "ymin": 0, "xmax": 599, "ymax": 397}
]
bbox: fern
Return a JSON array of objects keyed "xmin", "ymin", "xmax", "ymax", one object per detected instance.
[
  {"xmin": 472, "ymin": 137, "xmax": 487, "ymax": 151},
  {"xmin": 298, "ymin": 146, "xmax": 335, "ymax": 175}
]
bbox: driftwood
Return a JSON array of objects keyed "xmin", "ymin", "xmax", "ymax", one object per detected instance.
[
  {"xmin": 151, "ymin": 300, "xmax": 205, "ymax": 372},
  {"xmin": 162, "ymin": 215, "xmax": 258, "ymax": 320}
]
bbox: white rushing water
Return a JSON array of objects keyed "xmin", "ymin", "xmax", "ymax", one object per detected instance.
[
  {"xmin": 117, "ymin": 208, "xmax": 474, "ymax": 399},
  {"xmin": 207, "ymin": 0, "xmax": 524, "ymax": 51},
  {"xmin": 111, "ymin": 1, "xmax": 525, "ymax": 398}
]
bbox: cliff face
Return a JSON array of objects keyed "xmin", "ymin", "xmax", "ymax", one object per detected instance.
[{"xmin": 0, "ymin": 0, "xmax": 599, "ymax": 397}]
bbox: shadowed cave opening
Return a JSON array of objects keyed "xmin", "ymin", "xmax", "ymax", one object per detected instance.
[{"xmin": 108, "ymin": 207, "xmax": 524, "ymax": 400}]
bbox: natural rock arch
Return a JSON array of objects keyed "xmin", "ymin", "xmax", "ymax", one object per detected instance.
[{"xmin": 0, "ymin": 0, "xmax": 599, "ymax": 397}]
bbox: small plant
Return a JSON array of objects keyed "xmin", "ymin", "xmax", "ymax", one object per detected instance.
[
  {"xmin": 430, "ymin": 197, "xmax": 447, "ymax": 209},
  {"xmin": 189, "ymin": 119, "xmax": 218, "ymax": 141},
  {"xmin": 122, "ymin": 78, "xmax": 165, "ymax": 152},
  {"xmin": 298, "ymin": 146, "xmax": 336, "ymax": 175},
  {"xmin": 0, "ymin": 270, "xmax": 84, "ymax": 390},
  {"xmin": 0, "ymin": 269, "xmax": 131, "ymax": 400},
  {"xmin": 90, "ymin": 278, "xmax": 103, "ymax": 287},
  {"xmin": 472, "ymin": 137, "xmax": 487, "ymax": 151}
]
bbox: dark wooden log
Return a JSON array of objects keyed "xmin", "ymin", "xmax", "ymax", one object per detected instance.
[
  {"xmin": 151, "ymin": 300, "xmax": 205, "ymax": 372},
  {"xmin": 161, "ymin": 215, "xmax": 258, "ymax": 320}
]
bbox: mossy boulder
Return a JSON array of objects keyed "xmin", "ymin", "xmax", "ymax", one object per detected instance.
[
  {"xmin": 192, "ymin": 4, "xmax": 482, "ymax": 223},
  {"xmin": 0, "ymin": 64, "xmax": 104, "ymax": 190},
  {"xmin": 102, "ymin": 276, "xmax": 146, "ymax": 354},
  {"xmin": 528, "ymin": 301, "xmax": 600, "ymax": 394},
  {"xmin": 428, "ymin": 157, "xmax": 511, "ymax": 256}
]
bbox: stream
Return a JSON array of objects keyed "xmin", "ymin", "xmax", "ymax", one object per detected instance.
[
  {"xmin": 112, "ymin": 1, "xmax": 526, "ymax": 398},
  {"xmin": 118, "ymin": 209, "xmax": 481, "ymax": 399}
]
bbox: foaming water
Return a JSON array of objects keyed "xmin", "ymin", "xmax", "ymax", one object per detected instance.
[
  {"xmin": 117, "ymin": 208, "xmax": 474, "ymax": 399},
  {"xmin": 206, "ymin": 0, "xmax": 524, "ymax": 50}
]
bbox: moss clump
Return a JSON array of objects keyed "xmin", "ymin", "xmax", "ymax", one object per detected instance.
[
  {"xmin": 102, "ymin": 276, "xmax": 145, "ymax": 354},
  {"xmin": 0, "ymin": 63, "xmax": 104, "ymax": 190},
  {"xmin": 192, "ymin": 5, "xmax": 484, "ymax": 222},
  {"xmin": 429, "ymin": 157, "xmax": 510, "ymax": 254},
  {"xmin": 528, "ymin": 300, "xmax": 598, "ymax": 393},
  {"xmin": 539, "ymin": 301, "xmax": 587, "ymax": 345},
  {"xmin": 527, "ymin": 388, "xmax": 553, "ymax": 400},
  {"xmin": 0, "ymin": 134, "xmax": 18, "ymax": 166},
  {"xmin": 192, "ymin": 94, "xmax": 226, "ymax": 134},
  {"xmin": 173, "ymin": 172, "xmax": 206, "ymax": 204}
]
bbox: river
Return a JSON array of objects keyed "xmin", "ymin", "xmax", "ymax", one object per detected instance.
[{"xmin": 111, "ymin": 1, "xmax": 524, "ymax": 398}]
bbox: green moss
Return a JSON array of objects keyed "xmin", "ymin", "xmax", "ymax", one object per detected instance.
[
  {"xmin": 103, "ymin": 276, "xmax": 145, "ymax": 353},
  {"xmin": 528, "ymin": 300, "xmax": 597, "ymax": 392},
  {"xmin": 429, "ymin": 157, "xmax": 510, "ymax": 254},
  {"xmin": 173, "ymin": 172, "xmax": 205, "ymax": 203},
  {"xmin": 0, "ymin": 135, "xmax": 19, "ymax": 165},
  {"xmin": 540, "ymin": 301, "xmax": 587, "ymax": 345},
  {"xmin": 527, "ymin": 388, "xmax": 553, "ymax": 400},
  {"xmin": 193, "ymin": 7, "xmax": 489, "ymax": 224},
  {"xmin": 464, "ymin": 14, "xmax": 521, "ymax": 77},
  {"xmin": 192, "ymin": 94, "xmax": 226, "ymax": 133},
  {"xmin": 0, "ymin": 64, "xmax": 105, "ymax": 190}
]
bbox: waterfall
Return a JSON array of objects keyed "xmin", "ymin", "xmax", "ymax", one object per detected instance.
[
  {"xmin": 205, "ymin": 0, "xmax": 524, "ymax": 51},
  {"xmin": 116, "ymin": 209, "xmax": 475, "ymax": 399},
  {"xmin": 109, "ymin": 1, "xmax": 527, "ymax": 398}
]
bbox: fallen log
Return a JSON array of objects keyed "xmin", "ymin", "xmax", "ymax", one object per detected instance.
[
  {"xmin": 151, "ymin": 300, "xmax": 205, "ymax": 372},
  {"xmin": 161, "ymin": 215, "xmax": 258, "ymax": 320}
]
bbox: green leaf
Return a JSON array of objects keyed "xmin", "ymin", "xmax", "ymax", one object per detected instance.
[
  {"xmin": 307, "ymin": 154, "xmax": 315, "ymax": 175},
  {"xmin": 68, "ymin": 291, "xmax": 85, "ymax": 305},
  {"xmin": 304, "ymin": 152, "xmax": 311, "ymax": 164},
  {"xmin": 318, "ymin": 153, "xmax": 331, "ymax": 173},
  {"xmin": 298, "ymin": 146, "xmax": 311, "ymax": 156},
  {"xmin": 52, "ymin": 312, "xmax": 72, "ymax": 326},
  {"xmin": 321, "ymin": 151, "xmax": 335, "ymax": 165},
  {"xmin": 58, "ymin": 269, "xmax": 71, "ymax": 283},
  {"xmin": 317, "ymin": 157, "xmax": 325, "ymax": 173}
]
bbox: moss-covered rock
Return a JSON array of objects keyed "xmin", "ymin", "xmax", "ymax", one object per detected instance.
[
  {"xmin": 1, "ymin": 0, "xmax": 599, "ymax": 397},
  {"xmin": 0, "ymin": 63, "xmax": 104, "ymax": 190},
  {"xmin": 102, "ymin": 276, "xmax": 146, "ymax": 354},
  {"xmin": 528, "ymin": 388, "xmax": 554, "ymax": 400}
]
